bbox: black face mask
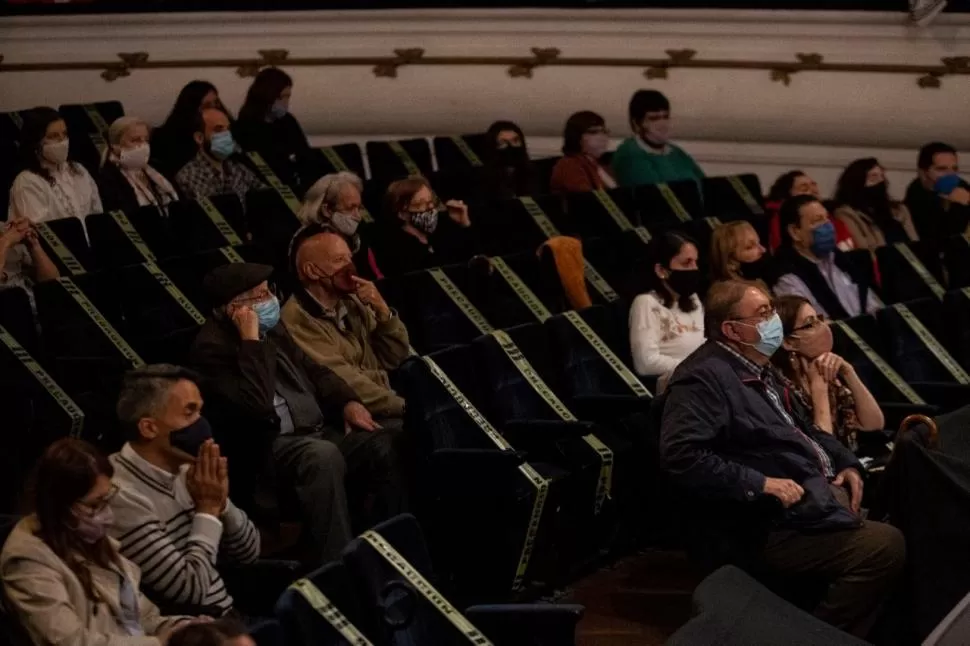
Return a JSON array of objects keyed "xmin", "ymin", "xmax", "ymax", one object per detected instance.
[
  {"xmin": 863, "ymin": 182, "xmax": 890, "ymax": 206},
  {"xmin": 666, "ymin": 268, "xmax": 701, "ymax": 297},
  {"xmin": 739, "ymin": 256, "xmax": 768, "ymax": 281},
  {"xmin": 497, "ymin": 146, "xmax": 527, "ymax": 167},
  {"xmin": 169, "ymin": 416, "xmax": 213, "ymax": 457}
]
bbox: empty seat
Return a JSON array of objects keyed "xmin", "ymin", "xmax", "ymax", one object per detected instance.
[
  {"xmin": 86, "ymin": 210, "xmax": 170, "ymax": 269},
  {"xmin": 35, "ymin": 217, "xmax": 93, "ymax": 275},
  {"xmin": 531, "ymin": 156, "xmax": 561, "ymax": 195},
  {"xmin": 0, "ymin": 287, "xmax": 39, "ymax": 357},
  {"xmin": 441, "ymin": 260, "xmax": 546, "ymax": 329},
  {"xmin": 245, "ymin": 189, "xmax": 302, "ymax": 275},
  {"xmin": 943, "ymin": 289, "xmax": 970, "ymax": 373},
  {"xmin": 159, "ymin": 246, "xmax": 261, "ymax": 311},
  {"xmin": 471, "ymin": 195, "xmax": 559, "ymax": 257},
  {"xmin": 168, "ymin": 194, "xmax": 248, "ymax": 255},
  {"xmin": 581, "ymin": 231, "xmax": 651, "ymax": 300},
  {"xmin": 633, "ymin": 179, "xmax": 703, "ymax": 231},
  {"xmin": 943, "ymin": 235, "xmax": 970, "ymax": 289},
  {"xmin": 876, "ymin": 241, "xmax": 946, "ymax": 304},
  {"xmin": 432, "ymin": 134, "xmax": 487, "ymax": 171},
  {"xmin": 366, "ymin": 138, "xmax": 433, "ymax": 182},
  {"xmin": 703, "ymin": 174, "xmax": 765, "ymax": 222},
  {"xmin": 274, "ymin": 561, "xmax": 373, "ymax": 646},
  {"xmin": 298, "ymin": 144, "xmax": 367, "ymax": 190},
  {"xmin": 561, "ymin": 187, "xmax": 639, "ymax": 239}
]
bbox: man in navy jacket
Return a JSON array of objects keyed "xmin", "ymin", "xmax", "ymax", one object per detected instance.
[{"xmin": 658, "ymin": 279, "xmax": 904, "ymax": 638}]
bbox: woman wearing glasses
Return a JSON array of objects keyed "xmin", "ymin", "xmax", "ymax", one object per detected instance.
[
  {"xmin": 1, "ymin": 438, "xmax": 191, "ymax": 646},
  {"xmin": 550, "ymin": 111, "xmax": 615, "ymax": 194},
  {"xmin": 771, "ymin": 295, "xmax": 884, "ymax": 451}
]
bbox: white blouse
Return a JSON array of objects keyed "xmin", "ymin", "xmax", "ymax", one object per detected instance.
[
  {"xmin": 8, "ymin": 163, "xmax": 103, "ymax": 227},
  {"xmin": 629, "ymin": 291, "xmax": 705, "ymax": 377}
]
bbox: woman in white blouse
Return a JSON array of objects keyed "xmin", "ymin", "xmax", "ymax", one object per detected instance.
[
  {"xmin": 8, "ymin": 107, "xmax": 103, "ymax": 228},
  {"xmin": 98, "ymin": 116, "xmax": 180, "ymax": 217},
  {"xmin": 629, "ymin": 231, "xmax": 705, "ymax": 379}
]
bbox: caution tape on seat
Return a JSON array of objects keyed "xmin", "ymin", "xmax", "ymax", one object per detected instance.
[
  {"xmin": 0, "ymin": 325, "xmax": 85, "ymax": 437},
  {"xmin": 110, "ymin": 210, "xmax": 155, "ymax": 263},
  {"xmin": 592, "ymin": 190, "xmax": 633, "ymax": 231},
  {"xmin": 57, "ymin": 277, "xmax": 145, "ymax": 367},
  {"xmin": 142, "ymin": 262, "xmax": 207, "ymax": 326},
  {"xmin": 35, "ymin": 223, "xmax": 86, "ymax": 276},
  {"xmin": 82, "ymin": 104, "xmax": 108, "ymax": 157},
  {"xmin": 197, "ymin": 197, "xmax": 243, "ymax": 246},
  {"xmin": 657, "ymin": 183, "xmax": 691, "ymax": 222},
  {"xmin": 360, "ymin": 529, "xmax": 494, "ymax": 645},
  {"xmin": 220, "ymin": 246, "xmax": 245, "ymax": 264},
  {"xmin": 318, "ymin": 147, "xmax": 373, "ymax": 223},
  {"xmin": 426, "ymin": 268, "xmax": 494, "ymax": 335},
  {"xmin": 892, "ymin": 304, "xmax": 970, "ymax": 384},
  {"xmin": 490, "ymin": 257, "xmax": 552, "ymax": 322},
  {"xmin": 727, "ymin": 176, "xmax": 765, "ymax": 216},
  {"xmin": 423, "ymin": 356, "xmax": 549, "ymax": 592},
  {"xmin": 490, "ymin": 330, "xmax": 613, "ymax": 515},
  {"xmin": 289, "ymin": 579, "xmax": 374, "ymax": 645},
  {"xmin": 633, "ymin": 226, "xmax": 652, "ymax": 245},
  {"xmin": 388, "ymin": 141, "xmax": 423, "ymax": 177},
  {"xmin": 247, "ymin": 151, "xmax": 303, "ymax": 216},
  {"xmin": 833, "ymin": 320, "xmax": 925, "ymax": 405},
  {"xmin": 450, "ymin": 136, "xmax": 483, "ymax": 167},
  {"xmin": 895, "ymin": 243, "xmax": 944, "ymax": 300},
  {"xmin": 562, "ymin": 311, "xmax": 652, "ymax": 398},
  {"xmin": 517, "ymin": 197, "xmax": 618, "ymax": 303}
]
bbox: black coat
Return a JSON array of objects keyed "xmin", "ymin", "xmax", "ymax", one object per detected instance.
[{"xmin": 97, "ymin": 162, "xmax": 178, "ymax": 216}]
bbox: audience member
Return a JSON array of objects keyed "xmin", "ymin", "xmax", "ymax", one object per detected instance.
[
  {"xmin": 153, "ymin": 80, "xmax": 229, "ymax": 178},
  {"xmin": 659, "ymin": 280, "xmax": 904, "ymax": 638},
  {"xmin": 628, "ymin": 231, "xmax": 704, "ymax": 378},
  {"xmin": 190, "ymin": 263, "xmax": 402, "ymax": 562},
  {"xmin": 766, "ymin": 170, "xmax": 857, "ymax": 252},
  {"xmin": 99, "ymin": 116, "xmax": 180, "ymax": 217},
  {"xmin": 373, "ymin": 176, "xmax": 471, "ymax": 276},
  {"xmin": 774, "ymin": 195, "xmax": 880, "ymax": 319},
  {"xmin": 771, "ymin": 295, "xmax": 885, "ymax": 451},
  {"xmin": 284, "ymin": 229, "xmax": 410, "ymax": 420},
  {"xmin": 235, "ymin": 67, "xmax": 311, "ymax": 187},
  {"xmin": 169, "ymin": 618, "xmax": 254, "ymax": 646},
  {"xmin": 710, "ymin": 220, "xmax": 770, "ymax": 285},
  {"xmin": 175, "ymin": 108, "xmax": 266, "ymax": 206},
  {"xmin": 1, "ymin": 438, "xmax": 192, "ymax": 645},
  {"xmin": 612, "ymin": 89, "xmax": 704, "ymax": 188},
  {"xmin": 549, "ymin": 111, "xmax": 615, "ymax": 194},
  {"xmin": 8, "ymin": 107, "xmax": 102, "ymax": 228},
  {"xmin": 833, "ymin": 157, "xmax": 918, "ymax": 250},
  {"xmin": 482, "ymin": 120, "xmax": 537, "ymax": 198},
  {"xmin": 109, "ymin": 365, "xmax": 260, "ymax": 618},
  {"xmin": 296, "ymin": 172, "xmax": 382, "ymax": 280},
  {"xmin": 904, "ymin": 141, "xmax": 970, "ymax": 242},
  {"xmin": 0, "ymin": 218, "xmax": 59, "ymax": 300}
]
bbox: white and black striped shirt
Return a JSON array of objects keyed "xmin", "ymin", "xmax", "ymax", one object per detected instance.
[{"xmin": 108, "ymin": 444, "xmax": 260, "ymax": 616}]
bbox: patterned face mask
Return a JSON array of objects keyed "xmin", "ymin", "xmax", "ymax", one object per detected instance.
[{"xmin": 408, "ymin": 209, "xmax": 439, "ymax": 234}]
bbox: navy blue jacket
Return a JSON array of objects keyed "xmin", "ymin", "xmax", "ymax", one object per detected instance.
[{"xmin": 659, "ymin": 340, "xmax": 862, "ymax": 534}]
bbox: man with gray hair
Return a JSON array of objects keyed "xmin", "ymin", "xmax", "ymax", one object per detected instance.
[
  {"xmin": 108, "ymin": 364, "xmax": 260, "ymax": 618},
  {"xmin": 295, "ymin": 171, "xmax": 383, "ymax": 280}
]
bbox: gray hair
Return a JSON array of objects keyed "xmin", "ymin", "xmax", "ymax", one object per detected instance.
[
  {"xmin": 102, "ymin": 116, "xmax": 150, "ymax": 167},
  {"xmin": 297, "ymin": 171, "xmax": 363, "ymax": 225},
  {"xmin": 116, "ymin": 364, "xmax": 199, "ymax": 439}
]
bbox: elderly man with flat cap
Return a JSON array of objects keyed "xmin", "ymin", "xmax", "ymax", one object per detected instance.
[{"xmin": 190, "ymin": 262, "xmax": 401, "ymax": 563}]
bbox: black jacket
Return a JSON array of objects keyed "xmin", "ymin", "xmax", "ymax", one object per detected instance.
[
  {"xmin": 904, "ymin": 177, "xmax": 970, "ymax": 242},
  {"xmin": 97, "ymin": 162, "xmax": 178, "ymax": 216},
  {"xmin": 657, "ymin": 341, "xmax": 862, "ymax": 563}
]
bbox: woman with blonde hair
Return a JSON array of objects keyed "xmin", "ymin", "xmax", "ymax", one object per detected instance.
[
  {"xmin": 98, "ymin": 116, "xmax": 179, "ymax": 216},
  {"xmin": 709, "ymin": 220, "xmax": 770, "ymax": 285}
]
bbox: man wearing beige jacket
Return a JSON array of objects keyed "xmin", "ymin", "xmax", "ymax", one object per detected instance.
[{"xmin": 283, "ymin": 226, "xmax": 410, "ymax": 422}]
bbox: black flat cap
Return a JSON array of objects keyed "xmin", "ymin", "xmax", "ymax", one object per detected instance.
[{"xmin": 203, "ymin": 263, "xmax": 273, "ymax": 307}]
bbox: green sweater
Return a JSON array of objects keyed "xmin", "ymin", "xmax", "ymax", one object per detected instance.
[{"xmin": 612, "ymin": 137, "xmax": 705, "ymax": 187}]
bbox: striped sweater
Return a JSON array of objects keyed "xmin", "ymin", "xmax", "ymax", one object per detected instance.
[{"xmin": 108, "ymin": 444, "xmax": 260, "ymax": 616}]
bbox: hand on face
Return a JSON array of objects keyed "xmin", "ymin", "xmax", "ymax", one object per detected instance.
[
  {"xmin": 351, "ymin": 276, "xmax": 390, "ymax": 319},
  {"xmin": 812, "ymin": 352, "xmax": 846, "ymax": 383},
  {"xmin": 229, "ymin": 304, "xmax": 260, "ymax": 341}
]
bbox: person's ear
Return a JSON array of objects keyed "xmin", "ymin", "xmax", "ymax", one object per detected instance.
[
  {"xmin": 720, "ymin": 321, "xmax": 738, "ymax": 342},
  {"xmin": 194, "ymin": 132, "xmax": 204, "ymax": 147},
  {"xmin": 137, "ymin": 418, "xmax": 159, "ymax": 442},
  {"xmin": 654, "ymin": 263, "xmax": 667, "ymax": 281},
  {"xmin": 781, "ymin": 337, "xmax": 797, "ymax": 353},
  {"xmin": 787, "ymin": 222, "xmax": 802, "ymax": 244}
]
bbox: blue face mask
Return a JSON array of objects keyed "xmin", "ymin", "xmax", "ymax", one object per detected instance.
[
  {"xmin": 169, "ymin": 416, "xmax": 213, "ymax": 457},
  {"xmin": 270, "ymin": 101, "xmax": 288, "ymax": 120},
  {"xmin": 252, "ymin": 296, "xmax": 281, "ymax": 335},
  {"xmin": 810, "ymin": 220, "xmax": 837, "ymax": 257},
  {"xmin": 737, "ymin": 313, "xmax": 785, "ymax": 358},
  {"xmin": 209, "ymin": 131, "xmax": 235, "ymax": 160}
]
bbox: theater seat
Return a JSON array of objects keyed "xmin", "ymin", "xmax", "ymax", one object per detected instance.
[
  {"xmin": 702, "ymin": 174, "xmax": 765, "ymax": 222},
  {"xmin": 633, "ymin": 179, "xmax": 702, "ymax": 231},
  {"xmin": 36, "ymin": 217, "xmax": 94, "ymax": 275},
  {"xmin": 365, "ymin": 138, "xmax": 433, "ymax": 182},
  {"xmin": 559, "ymin": 188, "xmax": 639, "ymax": 239},
  {"xmin": 581, "ymin": 231, "xmax": 651, "ymax": 299},
  {"xmin": 432, "ymin": 133, "xmax": 487, "ymax": 172},
  {"xmin": 0, "ymin": 288, "xmax": 39, "ymax": 357},
  {"xmin": 159, "ymin": 246, "xmax": 261, "ymax": 311},
  {"xmin": 298, "ymin": 143, "xmax": 367, "ymax": 189},
  {"xmin": 58, "ymin": 101, "xmax": 124, "ymax": 175},
  {"xmin": 876, "ymin": 241, "xmax": 946, "ymax": 304},
  {"xmin": 943, "ymin": 235, "xmax": 970, "ymax": 289},
  {"xmin": 86, "ymin": 211, "xmax": 161, "ymax": 269},
  {"xmin": 441, "ymin": 259, "xmax": 545, "ymax": 329},
  {"xmin": 275, "ymin": 561, "xmax": 372, "ymax": 646},
  {"xmin": 168, "ymin": 194, "xmax": 248, "ymax": 255},
  {"xmin": 245, "ymin": 189, "xmax": 302, "ymax": 277}
]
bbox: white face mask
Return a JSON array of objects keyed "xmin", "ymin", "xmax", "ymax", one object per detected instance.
[
  {"xmin": 118, "ymin": 143, "xmax": 150, "ymax": 170},
  {"xmin": 331, "ymin": 211, "xmax": 360, "ymax": 237},
  {"xmin": 42, "ymin": 139, "xmax": 70, "ymax": 165},
  {"xmin": 582, "ymin": 132, "xmax": 610, "ymax": 159}
]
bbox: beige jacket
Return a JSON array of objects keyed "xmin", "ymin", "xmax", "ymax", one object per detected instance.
[
  {"xmin": 1, "ymin": 516, "xmax": 186, "ymax": 646},
  {"xmin": 282, "ymin": 290, "xmax": 410, "ymax": 418},
  {"xmin": 833, "ymin": 203, "xmax": 919, "ymax": 251}
]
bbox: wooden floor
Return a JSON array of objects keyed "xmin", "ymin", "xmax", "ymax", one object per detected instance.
[{"xmin": 567, "ymin": 550, "xmax": 703, "ymax": 646}]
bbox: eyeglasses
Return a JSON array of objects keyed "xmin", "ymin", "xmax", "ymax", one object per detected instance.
[
  {"xmin": 75, "ymin": 484, "xmax": 119, "ymax": 516},
  {"xmin": 793, "ymin": 314, "xmax": 827, "ymax": 333},
  {"xmin": 735, "ymin": 306, "xmax": 776, "ymax": 323},
  {"xmin": 232, "ymin": 286, "xmax": 278, "ymax": 307},
  {"xmin": 586, "ymin": 126, "xmax": 610, "ymax": 136}
]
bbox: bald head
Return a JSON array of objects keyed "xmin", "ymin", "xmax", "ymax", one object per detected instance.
[{"xmin": 295, "ymin": 231, "xmax": 352, "ymax": 285}]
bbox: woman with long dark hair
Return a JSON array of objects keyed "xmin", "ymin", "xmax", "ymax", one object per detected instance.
[
  {"xmin": 151, "ymin": 80, "xmax": 228, "ymax": 178},
  {"xmin": 8, "ymin": 107, "xmax": 103, "ymax": 228},
  {"xmin": 628, "ymin": 231, "xmax": 704, "ymax": 378},
  {"xmin": 235, "ymin": 67, "xmax": 310, "ymax": 187},
  {"xmin": 549, "ymin": 111, "xmax": 615, "ymax": 194},
  {"xmin": 482, "ymin": 120, "xmax": 537, "ymax": 199},
  {"xmin": 1, "ymin": 438, "xmax": 189, "ymax": 645},
  {"xmin": 833, "ymin": 157, "xmax": 918, "ymax": 250}
]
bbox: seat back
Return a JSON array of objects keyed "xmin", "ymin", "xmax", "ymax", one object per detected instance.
[
  {"xmin": 633, "ymin": 179, "xmax": 702, "ymax": 231},
  {"xmin": 561, "ymin": 187, "xmax": 639, "ymax": 239},
  {"xmin": 442, "ymin": 261, "xmax": 543, "ymax": 330},
  {"xmin": 36, "ymin": 217, "xmax": 94, "ymax": 275},
  {"xmin": 366, "ymin": 139, "xmax": 433, "ymax": 182},
  {"xmin": 432, "ymin": 134, "xmax": 487, "ymax": 172},
  {"xmin": 168, "ymin": 194, "xmax": 247, "ymax": 255},
  {"xmin": 245, "ymin": 189, "xmax": 302, "ymax": 276},
  {"xmin": 877, "ymin": 301, "xmax": 970, "ymax": 385},
  {"xmin": 702, "ymin": 174, "xmax": 765, "ymax": 221},
  {"xmin": 299, "ymin": 144, "xmax": 367, "ymax": 189},
  {"xmin": 0, "ymin": 288, "xmax": 39, "ymax": 357},
  {"xmin": 876, "ymin": 241, "xmax": 946, "ymax": 304},
  {"xmin": 86, "ymin": 211, "xmax": 158, "ymax": 269},
  {"xmin": 275, "ymin": 561, "xmax": 375, "ymax": 646}
]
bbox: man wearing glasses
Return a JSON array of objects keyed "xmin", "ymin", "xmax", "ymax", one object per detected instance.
[{"xmin": 656, "ymin": 280, "xmax": 904, "ymax": 639}]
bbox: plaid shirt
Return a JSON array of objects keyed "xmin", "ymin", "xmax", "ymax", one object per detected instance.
[
  {"xmin": 175, "ymin": 152, "xmax": 266, "ymax": 205},
  {"xmin": 716, "ymin": 341, "xmax": 835, "ymax": 478}
]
